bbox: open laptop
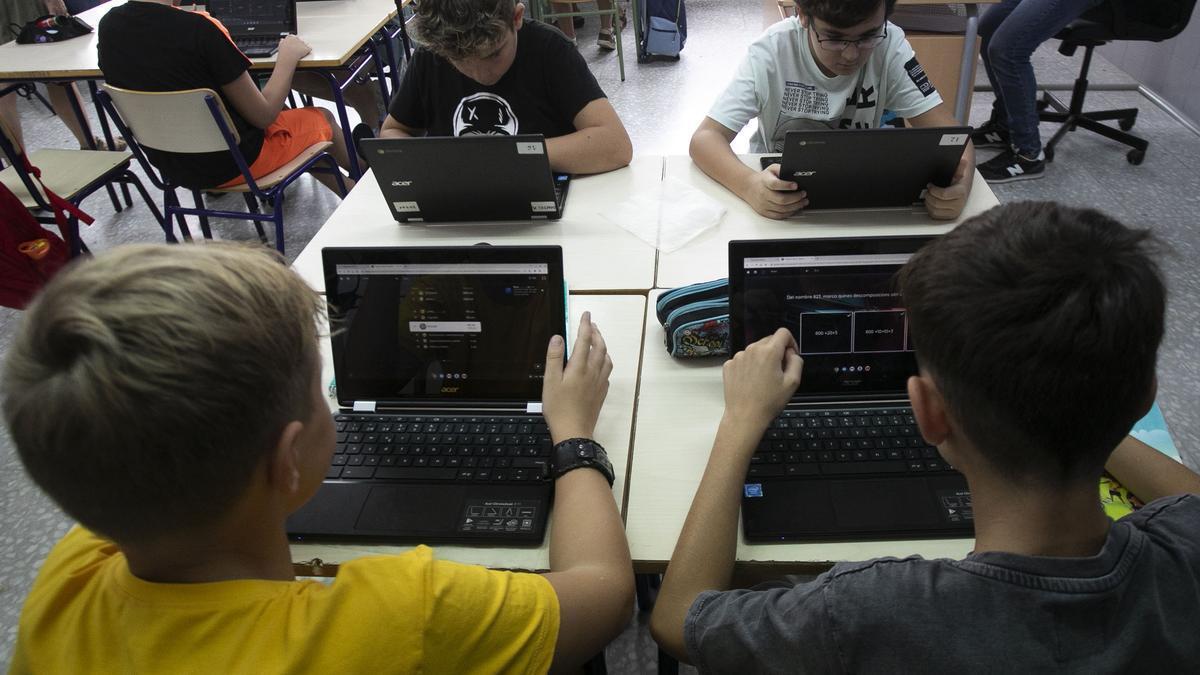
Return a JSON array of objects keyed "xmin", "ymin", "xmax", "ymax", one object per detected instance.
[
  {"xmin": 361, "ymin": 135, "xmax": 571, "ymax": 223},
  {"xmin": 758, "ymin": 127, "xmax": 971, "ymax": 211},
  {"xmin": 286, "ymin": 245, "xmax": 567, "ymax": 544},
  {"xmin": 204, "ymin": 0, "xmax": 297, "ymax": 58},
  {"xmin": 728, "ymin": 236, "xmax": 974, "ymax": 541}
]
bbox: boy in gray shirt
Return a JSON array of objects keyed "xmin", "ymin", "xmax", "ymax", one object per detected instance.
[{"xmin": 650, "ymin": 201, "xmax": 1200, "ymax": 672}]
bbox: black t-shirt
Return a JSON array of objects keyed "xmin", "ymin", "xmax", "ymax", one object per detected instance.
[
  {"xmin": 388, "ymin": 20, "xmax": 605, "ymax": 138},
  {"xmin": 98, "ymin": 1, "xmax": 262, "ymax": 189}
]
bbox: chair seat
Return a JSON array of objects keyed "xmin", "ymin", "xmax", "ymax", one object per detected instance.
[
  {"xmin": 208, "ymin": 141, "xmax": 334, "ymax": 193},
  {"xmin": 1056, "ymin": 18, "xmax": 1113, "ymax": 45},
  {"xmin": 0, "ymin": 149, "xmax": 131, "ymax": 208}
]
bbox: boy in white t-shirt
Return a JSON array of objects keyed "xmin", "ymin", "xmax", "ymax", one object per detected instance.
[{"xmin": 690, "ymin": 0, "xmax": 975, "ymax": 220}]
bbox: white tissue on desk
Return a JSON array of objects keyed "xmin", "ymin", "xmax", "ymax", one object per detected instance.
[{"xmin": 602, "ymin": 177, "xmax": 725, "ymax": 253}]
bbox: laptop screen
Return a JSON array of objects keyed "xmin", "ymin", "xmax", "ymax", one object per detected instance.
[
  {"xmin": 205, "ymin": 0, "xmax": 293, "ymax": 35},
  {"xmin": 323, "ymin": 247, "xmax": 566, "ymax": 406},
  {"xmin": 729, "ymin": 236, "xmax": 935, "ymax": 399}
]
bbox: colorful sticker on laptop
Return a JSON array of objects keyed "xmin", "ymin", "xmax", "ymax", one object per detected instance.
[
  {"xmin": 531, "ymin": 201, "xmax": 557, "ymax": 213},
  {"xmin": 744, "ymin": 483, "xmax": 764, "ymax": 498}
]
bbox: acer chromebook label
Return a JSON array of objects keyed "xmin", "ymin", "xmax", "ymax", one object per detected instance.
[
  {"xmin": 729, "ymin": 236, "xmax": 974, "ymax": 542},
  {"xmin": 286, "ymin": 245, "xmax": 567, "ymax": 544},
  {"xmin": 758, "ymin": 126, "xmax": 971, "ymax": 211},
  {"xmin": 363, "ymin": 135, "xmax": 571, "ymax": 223}
]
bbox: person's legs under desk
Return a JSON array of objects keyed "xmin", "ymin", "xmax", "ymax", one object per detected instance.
[{"xmin": 983, "ymin": 0, "xmax": 1105, "ymax": 157}]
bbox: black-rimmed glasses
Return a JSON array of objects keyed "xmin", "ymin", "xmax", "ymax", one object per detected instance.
[{"xmin": 812, "ymin": 24, "xmax": 888, "ymax": 52}]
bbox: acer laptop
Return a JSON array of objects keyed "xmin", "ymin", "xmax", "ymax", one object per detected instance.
[
  {"xmin": 729, "ymin": 236, "xmax": 974, "ymax": 541},
  {"xmin": 286, "ymin": 245, "xmax": 567, "ymax": 544},
  {"xmin": 759, "ymin": 126, "xmax": 971, "ymax": 211},
  {"xmin": 204, "ymin": 0, "xmax": 297, "ymax": 58},
  {"xmin": 361, "ymin": 135, "xmax": 571, "ymax": 223}
]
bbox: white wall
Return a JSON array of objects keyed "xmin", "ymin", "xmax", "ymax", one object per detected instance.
[{"xmin": 1100, "ymin": 13, "xmax": 1200, "ymax": 126}]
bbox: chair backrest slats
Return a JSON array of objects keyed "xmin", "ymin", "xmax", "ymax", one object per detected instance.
[{"xmin": 100, "ymin": 85, "xmax": 240, "ymax": 154}]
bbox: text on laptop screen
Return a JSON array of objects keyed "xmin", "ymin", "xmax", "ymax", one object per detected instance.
[
  {"xmin": 328, "ymin": 262, "xmax": 556, "ymax": 402},
  {"xmin": 741, "ymin": 253, "xmax": 917, "ymax": 396}
]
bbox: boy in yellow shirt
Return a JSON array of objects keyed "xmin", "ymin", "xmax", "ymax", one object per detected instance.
[{"xmin": 3, "ymin": 243, "xmax": 633, "ymax": 673}]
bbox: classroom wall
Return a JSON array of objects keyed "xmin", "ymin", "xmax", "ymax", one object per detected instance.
[{"xmin": 1100, "ymin": 16, "xmax": 1200, "ymax": 127}]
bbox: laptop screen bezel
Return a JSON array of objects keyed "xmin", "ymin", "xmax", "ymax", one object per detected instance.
[
  {"xmin": 728, "ymin": 235, "xmax": 937, "ymax": 402},
  {"xmin": 322, "ymin": 245, "xmax": 567, "ymax": 409}
]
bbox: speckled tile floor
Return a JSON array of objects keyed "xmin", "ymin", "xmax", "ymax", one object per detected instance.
[{"xmin": 2, "ymin": 1, "xmax": 1198, "ymax": 670}]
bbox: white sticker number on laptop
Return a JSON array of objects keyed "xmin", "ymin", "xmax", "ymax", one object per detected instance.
[
  {"xmin": 516, "ymin": 141, "xmax": 545, "ymax": 155},
  {"xmin": 393, "ymin": 201, "xmax": 420, "ymax": 213},
  {"xmin": 531, "ymin": 201, "xmax": 557, "ymax": 213},
  {"xmin": 939, "ymin": 133, "xmax": 968, "ymax": 146}
]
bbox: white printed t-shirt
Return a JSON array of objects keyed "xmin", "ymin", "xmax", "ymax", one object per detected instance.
[{"xmin": 709, "ymin": 17, "xmax": 943, "ymax": 153}]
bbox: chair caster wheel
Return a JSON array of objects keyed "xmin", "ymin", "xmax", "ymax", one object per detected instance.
[
  {"xmin": 1044, "ymin": 146, "xmax": 1055, "ymax": 162},
  {"xmin": 1127, "ymin": 149, "xmax": 1145, "ymax": 165},
  {"xmin": 1119, "ymin": 117, "xmax": 1136, "ymax": 131}
]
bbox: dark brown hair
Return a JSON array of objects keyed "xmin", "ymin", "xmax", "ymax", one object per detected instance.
[
  {"xmin": 898, "ymin": 201, "xmax": 1166, "ymax": 485},
  {"xmin": 795, "ymin": 0, "xmax": 898, "ymax": 28}
]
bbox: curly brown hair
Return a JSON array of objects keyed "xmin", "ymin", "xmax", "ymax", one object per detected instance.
[{"xmin": 413, "ymin": 0, "xmax": 519, "ymax": 60}]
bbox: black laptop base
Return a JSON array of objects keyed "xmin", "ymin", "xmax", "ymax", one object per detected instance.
[{"xmin": 741, "ymin": 405, "xmax": 975, "ymax": 542}]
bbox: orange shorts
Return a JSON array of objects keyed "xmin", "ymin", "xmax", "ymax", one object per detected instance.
[{"xmin": 219, "ymin": 107, "xmax": 333, "ymax": 188}]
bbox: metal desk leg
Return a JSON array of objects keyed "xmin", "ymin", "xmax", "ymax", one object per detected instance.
[
  {"xmin": 953, "ymin": 4, "xmax": 980, "ymax": 125},
  {"xmin": 87, "ymin": 80, "xmax": 132, "ymax": 207},
  {"xmin": 632, "ymin": 0, "xmax": 644, "ymax": 62},
  {"xmin": 395, "ymin": 0, "xmax": 413, "ymax": 63},
  {"xmin": 315, "ymin": 70, "xmax": 362, "ymax": 179}
]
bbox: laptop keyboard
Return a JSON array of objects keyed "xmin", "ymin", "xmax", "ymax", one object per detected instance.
[
  {"xmin": 748, "ymin": 407, "xmax": 958, "ymax": 479},
  {"xmin": 328, "ymin": 414, "xmax": 553, "ymax": 483},
  {"xmin": 235, "ymin": 37, "xmax": 278, "ymax": 57}
]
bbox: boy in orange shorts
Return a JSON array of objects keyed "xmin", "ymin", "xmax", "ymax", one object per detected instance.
[{"xmin": 98, "ymin": 0, "xmax": 358, "ymax": 193}]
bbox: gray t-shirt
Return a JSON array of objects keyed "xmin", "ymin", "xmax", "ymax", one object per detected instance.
[{"xmin": 685, "ymin": 494, "xmax": 1200, "ymax": 673}]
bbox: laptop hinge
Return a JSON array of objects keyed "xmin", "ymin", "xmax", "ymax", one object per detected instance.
[
  {"xmin": 525, "ymin": 402, "xmax": 543, "ymax": 413},
  {"xmin": 352, "ymin": 400, "xmax": 378, "ymax": 412}
]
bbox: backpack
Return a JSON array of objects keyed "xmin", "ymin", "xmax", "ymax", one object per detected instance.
[
  {"xmin": 639, "ymin": 0, "xmax": 687, "ymax": 60},
  {"xmin": 0, "ymin": 157, "xmax": 92, "ymax": 308}
]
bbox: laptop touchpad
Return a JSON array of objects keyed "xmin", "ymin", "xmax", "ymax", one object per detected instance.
[
  {"xmin": 356, "ymin": 485, "xmax": 464, "ymax": 535},
  {"xmin": 830, "ymin": 479, "xmax": 939, "ymax": 529}
]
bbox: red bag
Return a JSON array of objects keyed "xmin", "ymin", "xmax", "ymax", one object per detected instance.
[{"xmin": 0, "ymin": 180, "xmax": 72, "ymax": 309}]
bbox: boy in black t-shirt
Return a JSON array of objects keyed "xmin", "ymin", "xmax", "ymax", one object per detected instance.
[
  {"xmin": 98, "ymin": 0, "xmax": 357, "ymax": 192},
  {"xmin": 379, "ymin": 0, "xmax": 632, "ymax": 174}
]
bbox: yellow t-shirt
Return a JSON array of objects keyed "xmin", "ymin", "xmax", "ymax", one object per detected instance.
[{"xmin": 9, "ymin": 527, "xmax": 560, "ymax": 674}]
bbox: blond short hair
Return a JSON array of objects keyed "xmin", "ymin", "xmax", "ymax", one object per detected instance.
[{"xmin": 2, "ymin": 243, "xmax": 322, "ymax": 543}]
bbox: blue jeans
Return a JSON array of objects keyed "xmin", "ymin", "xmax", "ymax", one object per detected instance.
[{"xmin": 979, "ymin": 0, "xmax": 1105, "ymax": 156}]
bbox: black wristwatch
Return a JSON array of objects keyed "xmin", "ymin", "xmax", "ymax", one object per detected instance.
[{"xmin": 550, "ymin": 438, "xmax": 615, "ymax": 487}]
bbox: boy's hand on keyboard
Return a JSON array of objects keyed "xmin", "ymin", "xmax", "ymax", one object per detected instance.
[
  {"xmin": 542, "ymin": 312, "xmax": 613, "ymax": 445},
  {"xmin": 722, "ymin": 328, "xmax": 803, "ymax": 432},
  {"xmin": 277, "ymin": 34, "xmax": 312, "ymax": 64}
]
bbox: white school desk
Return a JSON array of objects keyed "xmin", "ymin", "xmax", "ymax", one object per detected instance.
[
  {"xmin": 625, "ymin": 291, "xmax": 975, "ymax": 571},
  {"xmin": 655, "ymin": 154, "xmax": 1002, "ymax": 289},
  {"xmin": 0, "ymin": 0, "xmax": 399, "ymax": 81},
  {"xmin": 288, "ymin": 294, "xmax": 647, "ymax": 572},
  {"xmin": 288, "ymin": 156, "xmax": 663, "ymax": 295}
]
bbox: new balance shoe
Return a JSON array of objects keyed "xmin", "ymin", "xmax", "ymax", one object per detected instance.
[
  {"xmin": 970, "ymin": 120, "xmax": 1011, "ymax": 149},
  {"xmin": 979, "ymin": 149, "xmax": 1046, "ymax": 183}
]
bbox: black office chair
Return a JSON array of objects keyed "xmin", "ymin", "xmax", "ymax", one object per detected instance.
[{"xmin": 1038, "ymin": 0, "xmax": 1197, "ymax": 165}]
